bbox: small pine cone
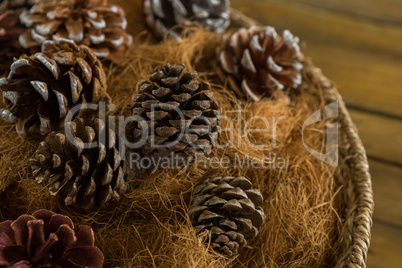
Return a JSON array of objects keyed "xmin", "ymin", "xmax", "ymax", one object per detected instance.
[
  {"xmin": 219, "ymin": 26, "xmax": 303, "ymax": 102},
  {"xmin": 0, "ymin": 209, "xmax": 104, "ymax": 267},
  {"xmin": 144, "ymin": 0, "xmax": 230, "ymax": 41},
  {"xmin": 0, "ymin": 11, "xmax": 26, "ymax": 74},
  {"xmin": 19, "ymin": 0, "xmax": 132, "ymax": 63},
  {"xmin": 0, "ymin": 39, "xmax": 109, "ymax": 136},
  {"xmin": 30, "ymin": 116, "xmax": 128, "ymax": 211},
  {"xmin": 128, "ymin": 63, "xmax": 219, "ymax": 167},
  {"xmin": 0, "ymin": 0, "xmax": 36, "ymax": 14},
  {"xmin": 189, "ymin": 176, "xmax": 265, "ymax": 257}
]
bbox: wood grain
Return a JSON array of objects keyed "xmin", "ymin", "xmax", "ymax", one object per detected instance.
[
  {"xmin": 348, "ymin": 109, "xmax": 402, "ymax": 165},
  {"xmin": 369, "ymin": 159, "xmax": 402, "ymax": 227},
  {"xmin": 231, "ymin": 0, "xmax": 402, "ymax": 118},
  {"xmin": 305, "ymin": 43, "xmax": 402, "ymax": 118},
  {"xmin": 291, "ymin": 0, "xmax": 402, "ymax": 25},
  {"xmin": 367, "ymin": 221, "xmax": 402, "ymax": 268}
]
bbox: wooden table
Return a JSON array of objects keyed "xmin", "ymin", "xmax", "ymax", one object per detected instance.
[{"xmin": 231, "ymin": 0, "xmax": 402, "ymax": 266}]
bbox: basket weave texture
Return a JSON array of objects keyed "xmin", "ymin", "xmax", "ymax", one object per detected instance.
[{"xmin": 230, "ymin": 9, "xmax": 374, "ymax": 268}]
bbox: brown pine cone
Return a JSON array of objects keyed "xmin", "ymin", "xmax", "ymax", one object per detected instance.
[
  {"xmin": 219, "ymin": 26, "xmax": 303, "ymax": 102},
  {"xmin": 0, "ymin": 39, "xmax": 109, "ymax": 136},
  {"xmin": 19, "ymin": 0, "xmax": 132, "ymax": 63},
  {"xmin": 0, "ymin": 209, "xmax": 104, "ymax": 267},
  {"xmin": 144, "ymin": 0, "xmax": 230, "ymax": 41},
  {"xmin": 127, "ymin": 63, "xmax": 220, "ymax": 169},
  {"xmin": 30, "ymin": 116, "xmax": 128, "ymax": 211},
  {"xmin": 0, "ymin": 11, "xmax": 26, "ymax": 75},
  {"xmin": 0, "ymin": 0, "xmax": 36, "ymax": 14},
  {"xmin": 189, "ymin": 176, "xmax": 265, "ymax": 257}
]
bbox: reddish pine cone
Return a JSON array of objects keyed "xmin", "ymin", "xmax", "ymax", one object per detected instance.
[
  {"xmin": 0, "ymin": 39, "xmax": 109, "ymax": 136},
  {"xmin": 19, "ymin": 0, "xmax": 132, "ymax": 63},
  {"xmin": 0, "ymin": 11, "xmax": 26, "ymax": 74},
  {"xmin": 0, "ymin": 209, "xmax": 104, "ymax": 267},
  {"xmin": 144, "ymin": 0, "xmax": 230, "ymax": 41},
  {"xmin": 219, "ymin": 26, "xmax": 302, "ymax": 101}
]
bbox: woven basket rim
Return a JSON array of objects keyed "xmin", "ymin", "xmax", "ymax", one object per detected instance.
[{"xmin": 229, "ymin": 8, "xmax": 374, "ymax": 267}]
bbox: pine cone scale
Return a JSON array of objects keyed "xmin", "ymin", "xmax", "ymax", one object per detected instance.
[
  {"xmin": 1, "ymin": 39, "xmax": 110, "ymax": 136},
  {"xmin": 219, "ymin": 26, "xmax": 303, "ymax": 101},
  {"xmin": 190, "ymin": 176, "xmax": 265, "ymax": 257},
  {"xmin": 31, "ymin": 117, "xmax": 128, "ymax": 210},
  {"xmin": 19, "ymin": 0, "xmax": 132, "ymax": 62},
  {"xmin": 0, "ymin": 210, "xmax": 104, "ymax": 267},
  {"xmin": 145, "ymin": 0, "xmax": 229, "ymax": 41},
  {"xmin": 128, "ymin": 63, "xmax": 219, "ymax": 169},
  {"xmin": 0, "ymin": 0, "xmax": 36, "ymax": 14}
]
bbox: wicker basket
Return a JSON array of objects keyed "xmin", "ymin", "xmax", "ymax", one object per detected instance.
[
  {"xmin": 230, "ymin": 9, "xmax": 374, "ymax": 268},
  {"xmin": 0, "ymin": 5, "xmax": 374, "ymax": 267}
]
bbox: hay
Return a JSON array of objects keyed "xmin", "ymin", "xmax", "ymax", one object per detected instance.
[{"xmin": 0, "ymin": 0, "xmax": 344, "ymax": 267}]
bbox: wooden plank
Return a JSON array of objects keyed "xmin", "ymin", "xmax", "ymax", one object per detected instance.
[
  {"xmin": 232, "ymin": 0, "xmax": 402, "ymax": 56},
  {"xmin": 290, "ymin": 0, "xmax": 402, "ymax": 25},
  {"xmin": 348, "ymin": 109, "xmax": 402, "ymax": 165},
  {"xmin": 304, "ymin": 43, "xmax": 402, "ymax": 118},
  {"xmin": 231, "ymin": 0, "xmax": 402, "ymax": 117},
  {"xmin": 367, "ymin": 221, "xmax": 402, "ymax": 268},
  {"xmin": 369, "ymin": 159, "xmax": 402, "ymax": 227}
]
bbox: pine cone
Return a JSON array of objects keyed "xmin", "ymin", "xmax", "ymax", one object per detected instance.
[
  {"xmin": 219, "ymin": 26, "xmax": 303, "ymax": 102},
  {"xmin": 0, "ymin": 11, "xmax": 26, "ymax": 75},
  {"xmin": 30, "ymin": 116, "xmax": 128, "ymax": 211},
  {"xmin": 0, "ymin": 39, "xmax": 109, "ymax": 136},
  {"xmin": 128, "ymin": 63, "xmax": 219, "ymax": 168},
  {"xmin": 144, "ymin": 0, "xmax": 230, "ymax": 41},
  {"xmin": 0, "ymin": 0, "xmax": 36, "ymax": 14},
  {"xmin": 0, "ymin": 209, "xmax": 104, "ymax": 267},
  {"xmin": 189, "ymin": 176, "xmax": 265, "ymax": 257},
  {"xmin": 19, "ymin": 0, "xmax": 132, "ymax": 63}
]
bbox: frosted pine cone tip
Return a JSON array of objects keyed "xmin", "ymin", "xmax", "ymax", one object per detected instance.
[
  {"xmin": 144, "ymin": 0, "xmax": 230, "ymax": 41},
  {"xmin": 219, "ymin": 26, "xmax": 303, "ymax": 102},
  {"xmin": 0, "ymin": 38, "xmax": 109, "ymax": 137},
  {"xmin": 19, "ymin": 0, "xmax": 132, "ymax": 63}
]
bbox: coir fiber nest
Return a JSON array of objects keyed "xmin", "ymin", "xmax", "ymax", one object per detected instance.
[{"xmin": 0, "ymin": 0, "xmax": 373, "ymax": 267}]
